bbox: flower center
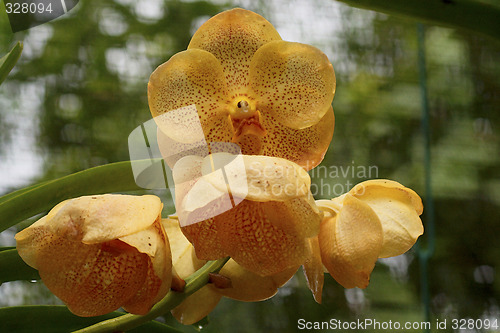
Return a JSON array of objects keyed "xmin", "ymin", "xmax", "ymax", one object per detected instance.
[
  {"xmin": 228, "ymin": 98, "xmax": 266, "ymax": 142},
  {"xmin": 230, "ymin": 99, "xmax": 256, "ymax": 120}
]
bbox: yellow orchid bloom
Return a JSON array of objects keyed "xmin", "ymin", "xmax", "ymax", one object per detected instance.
[
  {"xmin": 163, "ymin": 218, "xmax": 298, "ymax": 325},
  {"xmin": 148, "ymin": 8, "xmax": 335, "ymax": 170},
  {"xmin": 15, "ymin": 194, "xmax": 173, "ymax": 317},
  {"xmin": 305, "ymin": 180, "xmax": 424, "ymax": 295},
  {"xmin": 146, "ymin": 9, "xmax": 334, "ymax": 278}
]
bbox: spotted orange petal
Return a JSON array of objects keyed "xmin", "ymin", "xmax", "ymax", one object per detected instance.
[
  {"xmin": 42, "ymin": 194, "xmax": 163, "ymax": 244},
  {"xmin": 258, "ymin": 106, "xmax": 334, "ymax": 170},
  {"xmin": 249, "ymin": 40, "xmax": 335, "ymax": 130},
  {"xmin": 262, "ymin": 195, "xmax": 321, "ymax": 239},
  {"xmin": 217, "ymin": 200, "xmax": 309, "ymax": 276},
  {"xmin": 120, "ymin": 218, "xmax": 172, "ymax": 315},
  {"xmin": 200, "ymin": 153, "xmax": 312, "ymax": 202},
  {"xmin": 181, "ymin": 217, "xmax": 225, "ymax": 259},
  {"xmin": 148, "ymin": 49, "xmax": 232, "ymax": 145},
  {"xmin": 165, "ymin": 218, "xmax": 298, "ymax": 302},
  {"xmin": 162, "ymin": 218, "xmax": 206, "ymax": 279},
  {"xmin": 15, "ymin": 195, "xmax": 171, "ymax": 317},
  {"xmin": 188, "ymin": 8, "xmax": 281, "ymax": 98},
  {"xmin": 177, "ymin": 154, "xmax": 320, "ymax": 270},
  {"xmin": 17, "ymin": 224, "xmax": 149, "ymax": 317}
]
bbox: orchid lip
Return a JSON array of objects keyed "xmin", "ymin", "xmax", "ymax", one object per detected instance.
[{"xmin": 231, "ymin": 110, "xmax": 267, "ymax": 141}]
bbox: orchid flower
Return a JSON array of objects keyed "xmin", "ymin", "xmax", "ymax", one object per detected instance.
[
  {"xmin": 148, "ymin": 8, "xmax": 335, "ymax": 170},
  {"xmin": 15, "ymin": 194, "xmax": 173, "ymax": 316},
  {"xmin": 173, "ymin": 153, "xmax": 322, "ymax": 276},
  {"xmin": 304, "ymin": 180, "xmax": 424, "ymax": 301}
]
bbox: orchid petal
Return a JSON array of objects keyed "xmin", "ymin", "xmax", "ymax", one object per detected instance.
[
  {"xmin": 183, "ymin": 199, "xmax": 309, "ymax": 276},
  {"xmin": 215, "ymin": 259, "xmax": 298, "ymax": 301},
  {"xmin": 15, "ymin": 195, "xmax": 171, "ymax": 317},
  {"xmin": 318, "ymin": 194, "xmax": 383, "ymax": 289},
  {"xmin": 262, "ymin": 195, "xmax": 321, "ymax": 239},
  {"xmin": 218, "ymin": 200, "xmax": 309, "ymax": 276},
  {"xmin": 200, "ymin": 153, "xmax": 312, "ymax": 202},
  {"xmin": 14, "ymin": 216, "xmax": 49, "ymax": 268},
  {"xmin": 17, "ymin": 225, "xmax": 149, "ymax": 317},
  {"xmin": 181, "ymin": 217, "xmax": 225, "ymax": 259},
  {"xmin": 302, "ymin": 236, "xmax": 324, "ymax": 303},
  {"xmin": 164, "ymin": 218, "xmax": 298, "ymax": 302},
  {"xmin": 188, "ymin": 8, "xmax": 281, "ymax": 97},
  {"xmin": 148, "ymin": 49, "xmax": 232, "ymax": 144},
  {"xmin": 177, "ymin": 154, "xmax": 317, "ymax": 275},
  {"xmin": 162, "ymin": 218, "xmax": 206, "ymax": 278},
  {"xmin": 120, "ymin": 218, "xmax": 172, "ymax": 314},
  {"xmin": 350, "ymin": 180, "xmax": 424, "ymax": 258},
  {"xmin": 172, "ymin": 155, "xmax": 204, "ymax": 205},
  {"xmin": 157, "ymin": 126, "xmax": 208, "ymax": 169},
  {"xmin": 249, "ymin": 40, "xmax": 335, "ymax": 130},
  {"xmin": 171, "ymin": 285, "xmax": 222, "ymax": 325},
  {"xmin": 259, "ymin": 106, "xmax": 334, "ymax": 170},
  {"xmin": 39, "ymin": 194, "xmax": 163, "ymax": 244}
]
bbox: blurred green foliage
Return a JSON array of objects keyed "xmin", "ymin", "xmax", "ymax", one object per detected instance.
[{"xmin": 0, "ymin": 0, "xmax": 499, "ymax": 332}]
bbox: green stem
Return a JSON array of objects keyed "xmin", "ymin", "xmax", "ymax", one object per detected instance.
[
  {"xmin": 0, "ymin": 161, "xmax": 143, "ymax": 233},
  {"xmin": 72, "ymin": 257, "xmax": 230, "ymax": 333}
]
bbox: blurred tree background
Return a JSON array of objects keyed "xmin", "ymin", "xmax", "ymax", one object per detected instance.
[{"xmin": 0, "ymin": 0, "xmax": 499, "ymax": 332}]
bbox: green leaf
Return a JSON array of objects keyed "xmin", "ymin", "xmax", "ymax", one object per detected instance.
[
  {"xmin": 0, "ymin": 306, "xmax": 182, "ymax": 333},
  {"xmin": 0, "ymin": 249, "xmax": 39, "ymax": 284},
  {"xmin": 334, "ymin": 0, "xmax": 500, "ymax": 41},
  {"xmin": 0, "ymin": 42, "xmax": 23, "ymax": 86},
  {"xmin": 0, "ymin": 161, "xmax": 143, "ymax": 233},
  {"xmin": 0, "ymin": 180, "xmax": 51, "ymax": 206}
]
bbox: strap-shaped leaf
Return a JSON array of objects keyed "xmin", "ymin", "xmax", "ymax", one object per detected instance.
[
  {"xmin": 0, "ymin": 42, "xmax": 22, "ymax": 86},
  {"xmin": 0, "ymin": 161, "xmax": 143, "ymax": 233},
  {"xmin": 0, "ymin": 305, "xmax": 182, "ymax": 333},
  {"xmin": 0, "ymin": 249, "xmax": 39, "ymax": 284}
]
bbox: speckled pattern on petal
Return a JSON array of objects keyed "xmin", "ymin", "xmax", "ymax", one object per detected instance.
[
  {"xmin": 250, "ymin": 40, "xmax": 335, "ymax": 129},
  {"xmin": 259, "ymin": 106, "xmax": 334, "ymax": 170},
  {"xmin": 188, "ymin": 8, "xmax": 282, "ymax": 98},
  {"xmin": 37, "ymin": 233, "xmax": 149, "ymax": 316},
  {"xmin": 181, "ymin": 217, "xmax": 226, "ymax": 259},
  {"xmin": 218, "ymin": 200, "xmax": 309, "ymax": 276},
  {"xmin": 148, "ymin": 49, "xmax": 233, "ymax": 144}
]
